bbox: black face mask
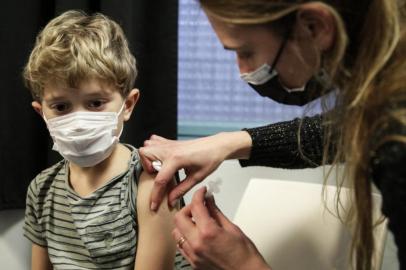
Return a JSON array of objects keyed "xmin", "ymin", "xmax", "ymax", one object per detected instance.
[
  {"xmin": 246, "ymin": 29, "xmax": 332, "ymax": 106},
  {"xmin": 249, "ymin": 70, "xmax": 331, "ymax": 106}
]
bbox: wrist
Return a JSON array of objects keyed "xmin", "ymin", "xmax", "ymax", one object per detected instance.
[{"xmin": 214, "ymin": 131, "xmax": 252, "ymax": 160}]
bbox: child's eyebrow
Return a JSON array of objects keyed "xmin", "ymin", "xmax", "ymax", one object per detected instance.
[
  {"xmin": 44, "ymin": 96, "xmax": 67, "ymax": 103},
  {"xmin": 83, "ymin": 87, "xmax": 114, "ymax": 96},
  {"xmin": 84, "ymin": 91, "xmax": 113, "ymax": 98}
]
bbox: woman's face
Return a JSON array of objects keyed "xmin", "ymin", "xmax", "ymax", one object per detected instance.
[{"xmin": 207, "ymin": 15, "xmax": 322, "ymax": 89}]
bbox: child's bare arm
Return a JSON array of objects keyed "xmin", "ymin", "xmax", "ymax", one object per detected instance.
[
  {"xmin": 31, "ymin": 244, "xmax": 52, "ymax": 270},
  {"xmin": 134, "ymin": 171, "xmax": 178, "ymax": 270}
]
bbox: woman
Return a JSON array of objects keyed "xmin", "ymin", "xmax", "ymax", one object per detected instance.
[{"xmin": 140, "ymin": 0, "xmax": 406, "ymax": 269}]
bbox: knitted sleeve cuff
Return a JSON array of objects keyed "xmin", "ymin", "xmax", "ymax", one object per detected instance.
[{"xmin": 239, "ymin": 115, "xmax": 324, "ymax": 169}]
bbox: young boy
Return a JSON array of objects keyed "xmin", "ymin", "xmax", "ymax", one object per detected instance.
[{"xmin": 23, "ymin": 10, "xmax": 190, "ymax": 270}]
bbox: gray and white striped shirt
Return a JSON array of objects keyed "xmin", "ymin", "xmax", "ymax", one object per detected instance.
[{"xmin": 24, "ymin": 144, "xmax": 191, "ymax": 269}]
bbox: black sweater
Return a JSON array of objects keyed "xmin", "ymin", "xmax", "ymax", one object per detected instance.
[{"xmin": 240, "ymin": 114, "xmax": 406, "ymax": 269}]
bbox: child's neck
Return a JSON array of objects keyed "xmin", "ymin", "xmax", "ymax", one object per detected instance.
[{"xmin": 68, "ymin": 144, "xmax": 131, "ymax": 197}]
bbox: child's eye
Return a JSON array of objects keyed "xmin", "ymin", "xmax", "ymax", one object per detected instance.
[
  {"xmin": 52, "ymin": 103, "xmax": 70, "ymax": 112},
  {"xmin": 87, "ymin": 100, "xmax": 106, "ymax": 110}
]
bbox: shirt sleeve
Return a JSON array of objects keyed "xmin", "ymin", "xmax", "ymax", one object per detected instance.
[
  {"xmin": 239, "ymin": 114, "xmax": 326, "ymax": 169},
  {"xmin": 126, "ymin": 148, "xmax": 143, "ymax": 220},
  {"xmin": 23, "ymin": 178, "xmax": 47, "ymax": 247}
]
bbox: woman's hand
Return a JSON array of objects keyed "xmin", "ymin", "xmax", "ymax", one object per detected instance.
[
  {"xmin": 139, "ymin": 131, "xmax": 252, "ymax": 211},
  {"xmin": 172, "ymin": 187, "xmax": 271, "ymax": 270}
]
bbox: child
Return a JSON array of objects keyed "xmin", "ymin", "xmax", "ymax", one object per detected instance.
[{"xmin": 23, "ymin": 10, "xmax": 190, "ymax": 270}]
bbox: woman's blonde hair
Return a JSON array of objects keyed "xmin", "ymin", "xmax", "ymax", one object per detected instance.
[
  {"xmin": 23, "ymin": 10, "xmax": 137, "ymax": 100},
  {"xmin": 198, "ymin": 0, "xmax": 406, "ymax": 269}
]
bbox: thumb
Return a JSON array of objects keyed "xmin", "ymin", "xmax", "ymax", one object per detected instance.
[
  {"xmin": 155, "ymin": 159, "xmax": 181, "ymax": 185},
  {"xmin": 149, "ymin": 160, "xmax": 181, "ymax": 211}
]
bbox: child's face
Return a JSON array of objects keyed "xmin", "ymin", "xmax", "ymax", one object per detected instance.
[{"xmin": 32, "ymin": 80, "xmax": 139, "ymax": 128}]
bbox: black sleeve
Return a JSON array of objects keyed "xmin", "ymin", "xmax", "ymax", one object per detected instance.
[
  {"xmin": 239, "ymin": 114, "xmax": 325, "ymax": 169},
  {"xmin": 371, "ymin": 141, "xmax": 406, "ymax": 270}
]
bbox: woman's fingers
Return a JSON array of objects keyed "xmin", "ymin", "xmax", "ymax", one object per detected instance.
[
  {"xmin": 172, "ymin": 228, "xmax": 196, "ymax": 268},
  {"xmin": 167, "ymin": 172, "xmax": 202, "ymax": 207},
  {"xmin": 140, "ymin": 135, "xmax": 176, "ymax": 171},
  {"xmin": 140, "ymin": 134, "xmax": 228, "ymax": 213},
  {"xmin": 174, "ymin": 204, "xmax": 198, "ymax": 245},
  {"xmin": 190, "ymin": 187, "xmax": 219, "ymax": 230},
  {"xmin": 138, "ymin": 146, "xmax": 156, "ymax": 173},
  {"xmin": 149, "ymin": 134, "xmax": 171, "ymax": 142},
  {"xmin": 144, "ymin": 134, "xmax": 174, "ymax": 147},
  {"xmin": 205, "ymin": 194, "xmax": 233, "ymax": 229},
  {"xmin": 150, "ymin": 160, "xmax": 183, "ymax": 211},
  {"xmin": 139, "ymin": 139, "xmax": 182, "ymax": 210}
]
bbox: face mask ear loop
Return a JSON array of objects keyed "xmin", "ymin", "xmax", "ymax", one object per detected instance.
[
  {"xmin": 116, "ymin": 100, "xmax": 128, "ymax": 118},
  {"xmin": 114, "ymin": 101, "xmax": 127, "ymax": 140},
  {"xmin": 269, "ymin": 25, "xmax": 292, "ymax": 75},
  {"xmin": 117, "ymin": 124, "xmax": 125, "ymax": 138},
  {"xmin": 42, "ymin": 111, "xmax": 50, "ymax": 125}
]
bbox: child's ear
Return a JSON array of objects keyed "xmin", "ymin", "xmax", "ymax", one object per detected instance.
[
  {"xmin": 31, "ymin": 101, "xmax": 43, "ymax": 116},
  {"xmin": 123, "ymin": 88, "xmax": 140, "ymax": 121}
]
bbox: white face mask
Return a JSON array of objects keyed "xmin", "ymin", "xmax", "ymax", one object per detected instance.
[
  {"xmin": 240, "ymin": 63, "xmax": 305, "ymax": 92},
  {"xmin": 44, "ymin": 103, "xmax": 125, "ymax": 167},
  {"xmin": 240, "ymin": 63, "xmax": 277, "ymax": 85}
]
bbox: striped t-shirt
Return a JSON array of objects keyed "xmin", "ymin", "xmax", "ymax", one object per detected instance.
[{"xmin": 24, "ymin": 144, "xmax": 191, "ymax": 269}]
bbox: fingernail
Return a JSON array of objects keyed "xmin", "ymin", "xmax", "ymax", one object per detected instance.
[{"xmin": 150, "ymin": 202, "xmax": 157, "ymax": 211}]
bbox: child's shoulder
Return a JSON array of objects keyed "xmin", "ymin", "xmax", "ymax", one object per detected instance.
[
  {"xmin": 28, "ymin": 160, "xmax": 66, "ymax": 195},
  {"xmin": 123, "ymin": 143, "xmax": 138, "ymax": 152},
  {"xmin": 122, "ymin": 143, "xmax": 141, "ymax": 163}
]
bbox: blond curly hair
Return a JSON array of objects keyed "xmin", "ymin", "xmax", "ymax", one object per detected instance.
[{"xmin": 23, "ymin": 10, "xmax": 137, "ymax": 100}]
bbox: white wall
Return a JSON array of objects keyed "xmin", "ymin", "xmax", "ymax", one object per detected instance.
[{"xmin": 0, "ymin": 160, "xmax": 399, "ymax": 269}]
